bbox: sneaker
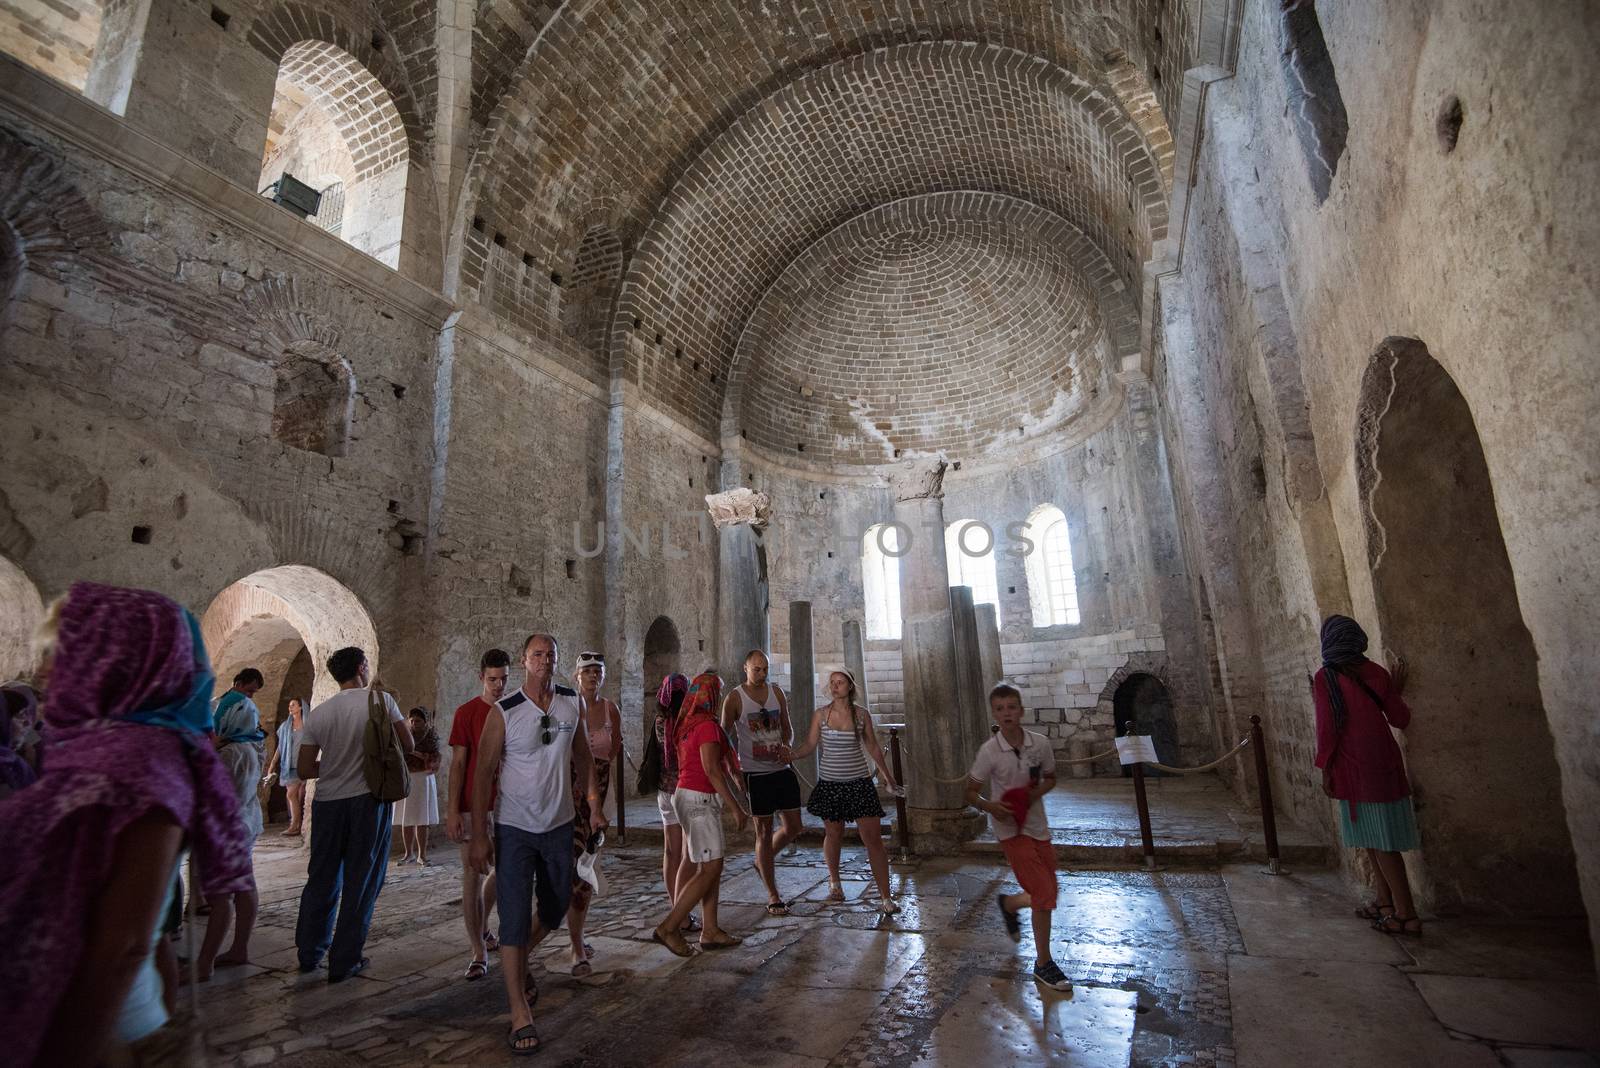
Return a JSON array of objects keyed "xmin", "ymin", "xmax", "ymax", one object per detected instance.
[
  {"xmin": 1033, "ymin": 959, "xmax": 1072, "ymax": 993},
  {"xmin": 328, "ymin": 957, "xmax": 370, "ymax": 983},
  {"xmin": 997, "ymin": 897, "xmax": 1021, "ymax": 943}
]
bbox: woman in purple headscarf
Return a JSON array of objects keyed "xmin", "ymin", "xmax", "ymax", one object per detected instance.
[{"xmin": 0, "ymin": 582, "xmax": 253, "ymax": 1066}]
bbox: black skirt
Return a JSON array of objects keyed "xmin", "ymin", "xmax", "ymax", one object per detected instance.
[{"xmin": 805, "ymin": 776, "xmax": 885, "ymax": 823}]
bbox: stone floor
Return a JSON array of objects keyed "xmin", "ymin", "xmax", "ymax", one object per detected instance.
[
  {"xmin": 620, "ymin": 774, "xmax": 1329, "ymax": 867},
  {"xmin": 194, "ymin": 829, "xmax": 1599, "ymax": 1067}
]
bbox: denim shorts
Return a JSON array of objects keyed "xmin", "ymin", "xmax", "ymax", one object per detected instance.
[{"xmin": 495, "ymin": 819, "xmax": 575, "ymax": 946}]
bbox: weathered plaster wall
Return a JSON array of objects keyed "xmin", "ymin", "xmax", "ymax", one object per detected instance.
[
  {"xmin": 1159, "ymin": 0, "xmax": 1599, "ymax": 931},
  {"xmin": 0, "ymin": 67, "xmax": 447, "ymax": 723}
]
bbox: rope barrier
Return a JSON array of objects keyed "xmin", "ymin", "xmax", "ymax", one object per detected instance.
[
  {"xmin": 894, "ymin": 739, "xmax": 1120, "ymax": 785},
  {"xmin": 1142, "ymin": 735, "xmax": 1251, "ymax": 775}
]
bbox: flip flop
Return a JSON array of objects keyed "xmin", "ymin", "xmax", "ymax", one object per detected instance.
[
  {"xmin": 507, "ymin": 1023, "xmax": 540, "ymax": 1056},
  {"xmin": 571, "ymin": 959, "xmax": 593, "ymax": 977},
  {"xmin": 680, "ymin": 914, "xmax": 702, "ymax": 933},
  {"xmin": 699, "ymin": 933, "xmax": 743, "ymax": 950},
  {"xmin": 826, "ymin": 885, "xmax": 846, "ymax": 903},
  {"xmin": 464, "ymin": 959, "xmax": 488, "ymax": 981},
  {"xmin": 482, "ymin": 931, "xmax": 500, "ymax": 953},
  {"xmin": 765, "ymin": 901, "xmax": 791, "ymax": 916}
]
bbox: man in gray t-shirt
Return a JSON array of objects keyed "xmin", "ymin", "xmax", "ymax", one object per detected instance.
[{"xmin": 294, "ymin": 646, "xmax": 413, "ymax": 982}]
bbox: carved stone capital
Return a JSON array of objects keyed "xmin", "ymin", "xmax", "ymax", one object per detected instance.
[
  {"xmin": 705, "ymin": 488, "xmax": 772, "ymax": 529},
  {"xmin": 888, "ymin": 455, "xmax": 949, "ymax": 502}
]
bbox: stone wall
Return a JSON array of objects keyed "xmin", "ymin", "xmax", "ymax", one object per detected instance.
[{"xmin": 1157, "ymin": 1, "xmax": 1599, "ymax": 931}]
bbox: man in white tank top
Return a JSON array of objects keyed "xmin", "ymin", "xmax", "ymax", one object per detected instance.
[{"xmin": 720, "ymin": 649, "xmax": 803, "ymax": 915}]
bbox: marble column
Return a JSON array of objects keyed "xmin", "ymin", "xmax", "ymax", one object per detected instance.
[
  {"xmin": 975, "ymin": 603, "xmax": 1004, "ymax": 697},
  {"xmin": 950, "ymin": 586, "xmax": 991, "ymax": 758},
  {"xmin": 892, "ymin": 457, "xmax": 982, "ymax": 843},
  {"xmin": 788, "ymin": 600, "xmax": 816, "ymax": 786},
  {"xmin": 842, "ymin": 619, "xmax": 870, "ymax": 710},
  {"xmin": 707, "ymin": 488, "xmax": 771, "ymax": 684}
]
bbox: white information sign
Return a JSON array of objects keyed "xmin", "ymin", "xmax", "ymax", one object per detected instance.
[{"xmin": 1115, "ymin": 734, "xmax": 1159, "ymax": 765}]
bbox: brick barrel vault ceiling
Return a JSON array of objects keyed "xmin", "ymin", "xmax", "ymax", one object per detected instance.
[
  {"xmin": 462, "ymin": 0, "xmax": 1186, "ymax": 278},
  {"xmin": 724, "ymin": 193, "xmax": 1119, "ymax": 467},
  {"xmin": 603, "ymin": 41, "xmax": 1163, "ymax": 438}
]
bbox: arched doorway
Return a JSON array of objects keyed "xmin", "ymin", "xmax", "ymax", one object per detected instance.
[
  {"xmin": 201, "ymin": 565, "xmax": 379, "ymax": 825},
  {"xmin": 1112, "ymin": 672, "xmax": 1178, "ymax": 775},
  {"xmin": 0, "ymin": 554, "xmax": 44, "ymax": 680},
  {"xmin": 1359, "ymin": 338, "xmax": 1581, "ymax": 916},
  {"xmin": 641, "ymin": 614, "xmax": 681, "ymax": 736}
]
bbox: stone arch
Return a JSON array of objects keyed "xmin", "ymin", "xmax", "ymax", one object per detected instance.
[
  {"xmin": 0, "ymin": 130, "xmax": 109, "ymax": 279},
  {"xmin": 0, "ymin": 554, "xmax": 45, "ymax": 681},
  {"xmin": 257, "ymin": 39, "xmax": 410, "ymax": 266},
  {"xmin": 718, "ymin": 193, "xmax": 1132, "ymax": 464},
  {"xmin": 201, "ymin": 565, "xmax": 379, "ymax": 708},
  {"xmin": 1111, "ymin": 671, "xmax": 1178, "ymax": 775},
  {"xmin": 559, "ymin": 222, "xmax": 624, "ymax": 356},
  {"xmin": 1356, "ymin": 337, "xmax": 1581, "ymax": 917},
  {"xmin": 612, "ymin": 41, "xmax": 1167, "ymax": 437},
  {"xmin": 640, "ymin": 614, "xmax": 681, "ymax": 735},
  {"xmin": 272, "ymin": 340, "xmax": 355, "ymax": 457}
]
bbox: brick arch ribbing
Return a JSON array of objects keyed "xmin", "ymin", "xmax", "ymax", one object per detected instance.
[
  {"xmin": 246, "ymin": 1, "xmax": 425, "ymax": 163},
  {"xmin": 454, "ymin": 1, "xmax": 1183, "ymax": 303},
  {"xmin": 720, "ymin": 193, "xmax": 1132, "ymax": 466},
  {"xmin": 606, "ymin": 41, "xmax": 1164, "ymax": 440},
  {"xmin": 0, "ymin": 130, "xmax": 110, "ymax": 279}
]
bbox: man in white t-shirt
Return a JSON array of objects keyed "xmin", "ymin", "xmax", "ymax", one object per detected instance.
[
  {"xmin": 294, "ymin": 646, "xmax": 414, "ymax": 982},
  {"xmin": 470, "ymin": 633, "xmax": 605, "ymax": 1056},
  {"xmin": 965, "ymin": 682, "xmax": 1071, "ymax": 993}
]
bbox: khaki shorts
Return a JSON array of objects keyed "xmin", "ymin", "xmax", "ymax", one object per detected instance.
[{"xmin": 673, "ymin": 788, "xmax": 724, "ymax": 862}]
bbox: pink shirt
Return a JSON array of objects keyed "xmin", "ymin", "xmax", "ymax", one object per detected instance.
[{"xmin": 1313, "ymin": 661, "xmax": 1411, "ymax": 803}]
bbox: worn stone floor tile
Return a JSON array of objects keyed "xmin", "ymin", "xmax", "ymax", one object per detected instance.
[
  {"xmin": 753, "ymin": 926, "xmax": 927, "ymax": 991},
  {"xmin": 916, "ymin": 975, "xmax": 1136, "ymax": 1067},
  {"xmin": 1396, "ymin": 917, "xmax": 1598, "ymax": 982},
  {"xmin": 1499, "ymin": 1050, "xmax": 1600, "ymax": 1067},
  {"xmin": 1409, "ymin": 974, "xmax": 1600, "ymax": 1050},
  {"xmin": 719, "ymin": 861, "xmax": 829, "ymax": 904},
  {"xmin": 1229, "ymin": 955, "xmax": 1499, "ymax": 1068}
]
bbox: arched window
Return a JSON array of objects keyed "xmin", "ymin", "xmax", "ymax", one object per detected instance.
[
  {"xmin": 273, "ymin": 340, "xmax": 354, "ymax": 456},
  {"xmin": 1024, "ymin": 504, "xmax": 1080, "ymax": 626},
  {"xmin": 257, "ymin": 41, "xmax": 408, "ymax": 265},
  {"xmin": 944, "ymin": 520, "xmax": 1000, "ymax": 623},
  {"xmin": 862, "ymin": 523, "xmax": 902, "ymax": 640}
]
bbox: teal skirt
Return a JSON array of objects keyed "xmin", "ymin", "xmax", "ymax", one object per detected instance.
[{"xmin": 1338, "ymin": 798, "xmax": 1418, "ymax": 852}]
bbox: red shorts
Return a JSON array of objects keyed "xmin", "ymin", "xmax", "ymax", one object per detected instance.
[{"xmin": 1000, "ymin": 834, "xmax": 1058, "ymax": 909}]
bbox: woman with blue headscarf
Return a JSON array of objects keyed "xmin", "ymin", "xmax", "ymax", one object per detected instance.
[
  {"xmin": 1312, "ymin": 615, "xmax": 1420, "ymax": 936},
  {"xmin": 195, "ymin": 668, "xmax": 268, "ymax": 977}
]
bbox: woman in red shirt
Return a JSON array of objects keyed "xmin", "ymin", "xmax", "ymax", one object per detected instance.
[
  {"xmin": 1312, "ymin": 615, "xmax": 1420, "ymax": 936},
  {"xmin": 651, "ymin": 673, "xmax": 750, "ymax": 957}
]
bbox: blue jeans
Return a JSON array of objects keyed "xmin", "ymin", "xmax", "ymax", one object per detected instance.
[
  {"xmin": 495, "ymin": 820, "xmax": 575, "ymax": 946},
  {"xmin": 295, "ymin": 793, "xmax": 392, "ymax": 975}
]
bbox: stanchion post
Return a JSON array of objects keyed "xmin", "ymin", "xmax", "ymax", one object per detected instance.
[
  {"xmin": 890, "ymin": 727, "xmax": 911, "ymax": 858},
  {"xmin": 1131, "ymin": 760, "xmax": 1158, "ymax": 870},
  {"xmin": 1250, "ymin": 715, "xmax": 1282, "ymax": 874},
  {"xmin": 616, "ymin": 736, "xmax": 626, "ymax": 844}
]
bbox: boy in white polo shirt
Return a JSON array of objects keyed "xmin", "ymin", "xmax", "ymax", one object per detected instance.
[{"xmin": 965, "ymin": 682, "xmax": 1071, "ymax": 992}]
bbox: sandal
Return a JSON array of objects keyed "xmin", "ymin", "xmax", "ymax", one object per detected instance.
[
  {"xmin": 877, "ymin": 898, "xmax": 900, "ymax": 915},
  {"xmin": 482, "ymin": 930, "xmax": 500, "ymax": 953},
  {"xmin": 652, "ymin": 926, "xmax": 695, "ymax": 958},
  {"xmin": 680, "ymin": 914, "xmax": 702, "ymax": 933},
  {"xmin": 765, "ymin": 900, "xmax": 791, "ymax": 916},
  {"xmin": 1372, "ymin": 913, "xmax": 1423, "ymax": 937},
  {"xmin": 507, "ymin": 1023, "xmax": 541, "ymax": 1056},
  {"xmin": 699, "ymin": 933, "xmax": 743, "ymax": 950},
  {"xmin": 571, "ymin": 959, "xmax": 593, "ymax": 978},
  {"xmin": 1355, "ymin": 902, "xmax": 1393, "ymax": 921},
  {"xmin": 464, "ymin": 959, "xmax": 488, "ymax": 981},
  {"xmin": 826, "ymin": 884, "xmax": 845, "ymax": 903}
]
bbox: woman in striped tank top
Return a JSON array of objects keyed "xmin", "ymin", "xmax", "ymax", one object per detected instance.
[{"xmin": 786, "ymin": 669, "xmax": 900, "ymax": 912}]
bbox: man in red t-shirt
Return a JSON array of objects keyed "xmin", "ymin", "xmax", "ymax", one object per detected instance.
[{"xmin": 446, "ymin": 648, "xmax": 510, "ymax": 980}]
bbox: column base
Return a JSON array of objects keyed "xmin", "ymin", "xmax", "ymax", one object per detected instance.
[{"xmin": 905, "ymin": 807, "xmax": 987, "ymax": 852}]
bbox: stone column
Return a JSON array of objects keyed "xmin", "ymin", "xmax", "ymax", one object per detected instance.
[
  {"xmin": 842, "ymin": 619, "xmax": 870, "ymax": 710},
  {"xmin": 788, "ymin": 600, "xmax": 816, "ymax": 786},
  {"xmin": 949, "ymin": 586, "xmax": 991, "ymax": 759},
  {"xmin": 975, "ymin": 603, "xmax": 1004, "ymax": 695},
  {"xmin": 892, "ymin": 457, "xmax": 982, "ymax": 844},
  {"xmin": 707, "ymin": 488, "xmax": 772, "ymax": 684}
]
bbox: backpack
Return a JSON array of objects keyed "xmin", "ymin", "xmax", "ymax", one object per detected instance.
[{"xmin": 362, "ymin": 688, "xmax": 411, "ymax": 802}]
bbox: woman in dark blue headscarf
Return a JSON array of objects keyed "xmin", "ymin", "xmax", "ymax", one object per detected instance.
[{"xmin": 1312, "ymin": 615, "xmax": 1420, "ymax": 936}]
